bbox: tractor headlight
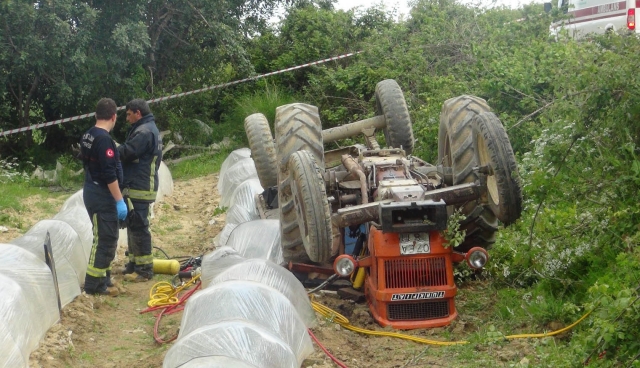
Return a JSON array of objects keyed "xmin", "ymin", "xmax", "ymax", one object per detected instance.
[
  {"xmin": 333, "ymin": 255, "xmax": 357, "ymax": 277},
  {"xmin": 466, "ymin": 247, "xmax": 489, "ymax": 269}
]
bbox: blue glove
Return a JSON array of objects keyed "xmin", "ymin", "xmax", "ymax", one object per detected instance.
[{"xmin": 116, "ymin": 199, "xmax": 128, "ymax": 221}]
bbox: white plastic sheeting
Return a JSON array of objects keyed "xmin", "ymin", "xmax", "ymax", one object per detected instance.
[
  {"xmin": 53, "ymin": 205, "xmax": 92, "ymax": 258},
  {"xmin": 218, "ymin": 158, "xmax": 258, "ymax": 207},
  {"xmin": 225, "ymin": 220, "xmax": 284, "ymax": 265},
  {"xmin": 229, "ymin": 178, "xmax": 263, "ymax": 218},
  {"xmin": 163, "ymin": 321, "xmax": 298, "ymax": 368},
  {"xmin": 212, "ymin": 223, "xmax": 237, "ymax": 247},
  {"xmin": 157, "ymin": 161, "xmax": 174, "ymax": 202},
  {"xmin": 200, "ymin": 247, "xmax": 246, "ymax": 284},
  {"xmin": 206, "ymin": 259, "xmax": 315, "ymax": 328},
  {"xmin": 179, "ymin": 281, "xmax": 313, "ymax": 365},
  {"xmin": 212, "ymin": 204, "xmax": 259, "ymax": 248},
  {"xmin": 165, "ymin": 149, "xmax": 318, "ymax": 368},
  {"xmin": 59, "ymin": 189, "xmax": 84, "ymax": 212},
  {"xmin": 0, "ymin": 162, "xmax": 174, "ymax": 368},
  {"xmin": 178, "ymin": 356, "xmax": 256, "ymax": 368},
  {"xmin": 218, "ymin": 148, "xmax": 251, "ymax": 190},
  {"xmin": 0, "ymin": 244, "xmax": 60, "ymax": 367},
  {"xmin": 9, "ymin": 220, "xmax": 86, "ymax": 306}
]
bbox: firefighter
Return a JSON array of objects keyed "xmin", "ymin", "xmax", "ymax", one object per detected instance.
[
  {"xmin": 118, "ymin": 98, "xmax": 162, "ymax": 282},
  {"xmin": 80, "ymin": 98, "xmax": 128, "ymax": 296}
]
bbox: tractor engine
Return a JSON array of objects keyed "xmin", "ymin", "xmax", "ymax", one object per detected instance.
[{"xmin": 335, "ymin": 150, "xmax": 462, "ymax": 328}]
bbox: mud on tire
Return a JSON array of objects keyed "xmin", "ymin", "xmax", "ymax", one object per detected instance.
[
  {"xmin": 274, "ymin": 103, "xmax": 326, "ymax": 262},
  {"xmin": 375, "ymin": 79, "xmax": 414, "ymax": 155},
  {"xmin": 439, "ymin": 95, "xmax": 512, "ymax": 252},
  {"xmin": 244, "ymin": 113, "xmax": 277, "ymax": 188}
]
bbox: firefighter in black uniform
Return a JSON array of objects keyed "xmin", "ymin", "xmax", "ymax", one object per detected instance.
[
  {"xmin": 118, "ymin": 98, "xmax": 162, "ymax": 282},
  {"xmin": 80, "ymin": 98, "xmax": 128, "ymax": 296}
]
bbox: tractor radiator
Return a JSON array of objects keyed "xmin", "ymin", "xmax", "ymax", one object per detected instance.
[{"xmin": 365, "ymin": 227, "xmax": 458, "ymax": 329}]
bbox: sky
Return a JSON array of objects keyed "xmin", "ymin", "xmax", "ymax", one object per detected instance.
[{"xmin": 333, "ymin": 0, "xmax": 543, "ymax": 15}]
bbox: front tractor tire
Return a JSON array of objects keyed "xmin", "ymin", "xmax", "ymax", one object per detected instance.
[
  {"xmin": 375, "ymin": 79, "xmax": 414, "ymax": 155},
  {"xmin": 244, "ymin": 113, "xmax": 277, "ymax": 188},
  {"xmin": 438, "ymin": 95, "xmax": 522, "ymax": 252}
]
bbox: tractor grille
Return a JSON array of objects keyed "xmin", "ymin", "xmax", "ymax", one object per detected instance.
[
  {"xmin": 383, "ymin": 256, "xmax": 448, "ymax": 289},
  {"xmin": 387, "ymin": 300, "xmax": 450, "ymax": 321}
]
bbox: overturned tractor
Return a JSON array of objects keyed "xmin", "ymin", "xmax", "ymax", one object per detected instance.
[{"xmin": 244, "ymin": 79, "xmax": 522, "ymax": 329}]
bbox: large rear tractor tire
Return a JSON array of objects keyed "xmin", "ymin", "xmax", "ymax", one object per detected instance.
[
  {"xmin": 287, "ymin": 150, "xmax": 332, "ymax": 263},
  {"xmin": 472, "ymin": 112, "xmax": 522, "ymax": 225},
  {"xmin": 438, "ymin": 95, "xmax": 498, "ymax": 252},
  {"xmin": 275, "ymin": 103, "xmax": 326, "ymax": 262},
  {"xmin": 375, "ymin": 79, "xmax": 414, "ymax": 155},
  {"xmin": 244, "ymin": 113, "xmax": 277, "ymax": 188}
]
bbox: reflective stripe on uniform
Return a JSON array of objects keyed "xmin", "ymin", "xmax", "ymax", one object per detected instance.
[
  {"xmin": 149, "ymin": 156, "xmax": 157, "ymax": 194},
  {"xmin": 86, "ymin": 213, "xmax": 107, "ymax": 278},
  {"xmin": 122, "ymin": 187, "xmax": 156, "ymax": 200},
  {"xmin": 134, "ymin": 254, "xmax": 154, "ymax": 265}
]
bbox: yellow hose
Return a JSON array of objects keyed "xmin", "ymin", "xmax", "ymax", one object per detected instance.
[
  {"xmin": 148, "ymin": 274, "xmax": 201, "ymax": 308},
  {"xmin": 311, "ymin": 298, "xmax": 592, "ymax": 346}
]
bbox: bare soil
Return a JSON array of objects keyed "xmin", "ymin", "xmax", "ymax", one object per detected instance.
[{"xmin": 0, "ymin": 173, "xmax": 537, "ymax": 368}]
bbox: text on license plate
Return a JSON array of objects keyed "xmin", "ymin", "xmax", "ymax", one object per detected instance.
[{"xmin": 399, "ymin": 233, "xmax": 430, "ymax": 255}]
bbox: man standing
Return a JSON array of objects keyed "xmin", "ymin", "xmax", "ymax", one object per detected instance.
[
  {"xmin": 80, "ymin": 98, "xmax": 128, "ymax": 296},
  {"xmin": 118, "ymin": 99, "xmax": 162, "ymax": 282}
]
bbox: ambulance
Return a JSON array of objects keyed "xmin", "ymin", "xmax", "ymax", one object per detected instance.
[{"xmin": 546, "ymin": 0, "xmax": 638, "ymax": 38}]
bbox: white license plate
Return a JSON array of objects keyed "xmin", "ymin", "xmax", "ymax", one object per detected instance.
[{"xmin": 399, "ymin": 233, "xmax": 430, "ymax": 255}]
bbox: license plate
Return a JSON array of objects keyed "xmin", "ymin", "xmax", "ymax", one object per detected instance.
[{"xmin": 399, "ymin": 233, "xmax": 430, "ymax": 255}]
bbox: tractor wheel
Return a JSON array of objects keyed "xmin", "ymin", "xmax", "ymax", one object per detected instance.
[
  {"xmin": 375, "ymin": 79, "xmax": 414, "ymax": 155},
  {"xmin": 274, "ymin": 103, "xmax": 326, "ymax": 262},
  {"xmin": 244, "ymin": 113, "xmax": 277, "ymax": 188},
  {"xmin": 286, "ymin": 150, "xmax": 332, "ymax": 263},
  {"xmin": 438, "ymin": 95, "xmax": 498, "ymax": 252},
  {"xmin": 472, "ymin": 112, "xmax": 523, "ymax": 225}
]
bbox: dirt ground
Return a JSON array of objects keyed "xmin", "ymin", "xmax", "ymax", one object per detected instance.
[{"xmin": 0, "ymin": 172, "xmax": 537, "ymax": 368}]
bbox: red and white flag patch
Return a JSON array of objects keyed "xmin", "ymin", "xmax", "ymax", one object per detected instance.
[{"xmin": 106, "ymin": 148, "xmax": 114, "ymax": 158}]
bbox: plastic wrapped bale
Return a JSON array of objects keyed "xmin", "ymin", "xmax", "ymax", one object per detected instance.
[
  {"xmin": 0, "ymin": 244, "xmax": 60, "ymax": 367},
  {"xmin": 229, "ymin": 178, "xmax": 262, "ymax": 218},
  {"xmin": 156, "ymin": 161, "xmax": 174, "ymax": 203},
  {"xmin": 163, "ymin": 321, "xmax": 298, "ymax": 368},
  {"xmin": 179, "ymin": 281, "xmax": 313, "ymax": 364},
  {"xmin": 53, "ymin": 205, "xmax": 92, "ymax": 261},
  {"xmin": 9, "ymin": 220, "xmax": 85, "ymax": 306},
  {"xmin": 218, "ymin": 148, "xmax": 251, "ymax": 191},
  {"xmin": 200, "ymin": 246, "xmax": 245, "ymax": 286},
  {"xmin": 218, "ymin": 159, "xmax": 258, "ymax": 207},
  {"xmin": 177, "ymin": 356, "xmax": 255, "ymax": 368},
  {"xmin": 225, "ymin": 220, "xmax": 284, "ymax": 266},
  {"xmin": 208, "ymin": 260, "xmax": 315, "ymax": 328}
]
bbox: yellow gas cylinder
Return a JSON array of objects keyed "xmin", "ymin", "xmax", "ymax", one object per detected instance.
[
  {"xmin": 153, "ymin": 259, "xmax": 180, "ymax": 275},
  {"xmin": 352, "ymin": 267, "xmax": 366, "ymax": 290}
]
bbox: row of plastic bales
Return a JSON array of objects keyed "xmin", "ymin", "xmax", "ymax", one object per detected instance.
[
  {"xmin": 0, "ymin": 162, "xmax": 173, "ymax": 368},
  {"xmin": 163, "ymin": 149, "xmax": 315, "ymax": 368}
]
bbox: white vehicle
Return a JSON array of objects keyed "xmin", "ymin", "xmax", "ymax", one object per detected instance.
[{"xmin": 545, "ymin": 0, "xmax": 638, "ymax": 39}]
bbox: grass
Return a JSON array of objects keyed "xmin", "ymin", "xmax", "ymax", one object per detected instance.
[
  {"xmin": 168, "ymin": 148, "xmax": 234, "ymax": 180},
  {"xmin": 0, "ymin": 180, "xmax": 49, "ymax": 212}
]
